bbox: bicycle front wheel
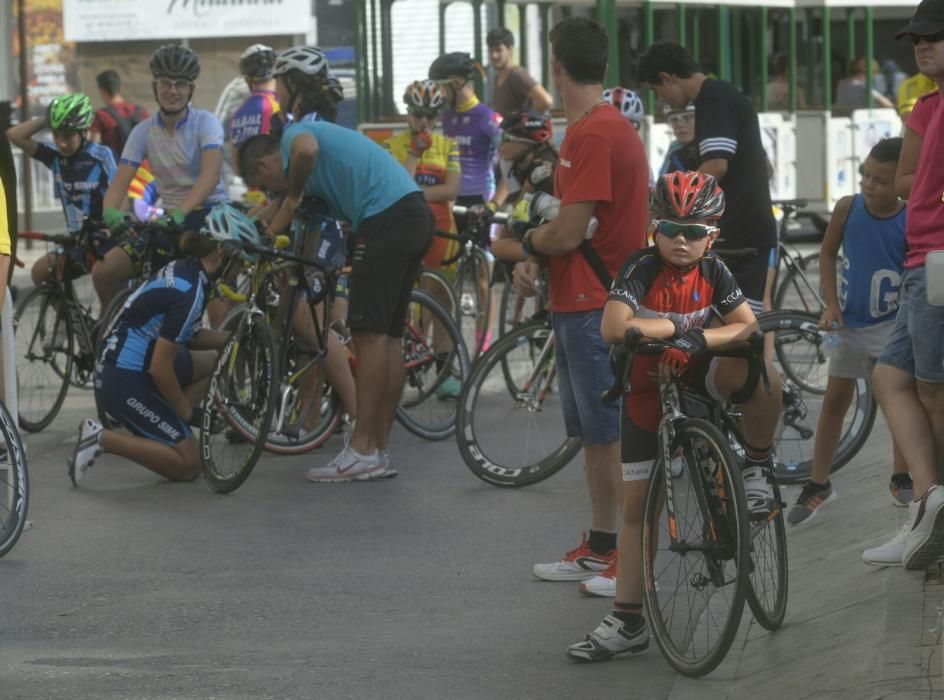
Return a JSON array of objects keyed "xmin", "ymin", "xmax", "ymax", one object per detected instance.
[
  {"xmin": 14, "ymin": 286, "xmax": 73, "ymax": 432},
  {"xmin": 396, "ymin": 289, "xmax": 471, "ymax": 441},
  {"xmin": 745, "ymin": 478, "xmax": 789, "ymax": 630},
  {"xmin": 455, "ymin": 320, "xmax": 581, "ymax": 487},
  {"xmin": 200, "ymin": 313, "xmax": 277, "ymax": 494},
  {"xmin": 0, "ymin": 401, "xmax": 28, "ymax": 558},
  {"xmin": 643, "ymin": 418, "xmax": 750, "ymax": 678},
  {"xmin": 454, "ymin": 248, "xmax": 492, "ymax": 358}
]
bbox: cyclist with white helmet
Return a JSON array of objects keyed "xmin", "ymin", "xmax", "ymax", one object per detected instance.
[
  {"xmin": 95, "ymin": 44, "xmax": 228, "ymax": 306},
  {"xmin": 238, "ymin": 55, "xmax": 433, "ymax": 482},
  {"xmin": 603, "ymin": 86, "xmax": 645, "ymax": 131},
  {"xmin": 659, "ymin": 103, "xmax": 698, "ymax": 176},
  {"xmin": 6, "ymin": 92, "xmax": 117, "ymax": 302},
  {"xmin": 67, "ymin": 218, "xmax": 239, "ymax": 486}
]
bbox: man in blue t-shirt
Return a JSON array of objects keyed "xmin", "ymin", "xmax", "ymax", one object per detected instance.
[
  {"xmin": 238, "ymin": 122, "xmax": 434, "ymax": 483},
  {"xmin": 6, "ymin": 92, "xmax": 116, "ymax": 305},
  {"xmin": 95, "ymin": 44, "xmax": 228, "ymax": 306}
]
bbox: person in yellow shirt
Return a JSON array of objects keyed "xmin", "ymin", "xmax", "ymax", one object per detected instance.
[
  {"xmin": 384, "ymin": 80, "xmax": 463, "ymax": 397},
  {"xmin": 0, "ymin": 176, "xmax": 10, "ymax": 312},
  {"xmin": 897, "ymin": 71, "xmax": 937, "ymax": 118}
]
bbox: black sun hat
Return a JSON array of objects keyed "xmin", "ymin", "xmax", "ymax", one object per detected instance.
[{"xmin": 896, "ymin": 0, "xmax": 944, "ymax": 39}]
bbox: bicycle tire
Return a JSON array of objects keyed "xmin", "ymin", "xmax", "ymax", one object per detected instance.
[
  {"xmin": 774, "ymin": 252, "xmax": 824, "ymax": 314},
  {"xmin": 758, "ymin": 311, "xmax": 877, "ymax": 485},
  {"xmin": 0, "ymin": 401, "xmax": 29, "ymax": 558},
  {"xmin": 200, "ymin": 313, "xmax": 278, "ymax": 494},
  {"xmin": 396, "ymin": 288, "xmax": 471, "ymax": 441},
  {"xmin": 14, "ymin": 286, "xmax": 73, "ymax": 432},
  {"xmin": 643, "ymin": 417, "xmax": 750, "ymax": 678},
  {"xmin": 454, "ymin": 248, "xmax": 492, "ymax": 358},
  {"xmin": 745, "ymin": 478, "xmax": 789, "ymax": 630},
  {"xmin": 419, "ymin": 267, "xmax": 458, "ymax": 319},
  {"xmin": 455, "ymin": 320, "xmax": 581, "ymax": 487}
]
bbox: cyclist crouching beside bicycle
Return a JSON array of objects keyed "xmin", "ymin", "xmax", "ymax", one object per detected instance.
[
  {"xmin": 567, "ymin": 172, "xmax": 782, "ymax": 662},
  {"xmin": 5, "ymin": 93, "xmax": 116, "ymax": 305},
  {"xmin": 67, "ymin": 232, "xmax": 230, "ymax": 485}
]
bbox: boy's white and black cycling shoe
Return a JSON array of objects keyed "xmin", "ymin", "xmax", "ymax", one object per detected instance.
[
  {"xmin": 566, "ymin": 615, "xmax": 649, "ymax": 663},
  {"xmin": 742, "ymin": 465, "xmax": 775, "ymax": 519},
  {"xmin": 68, "ymin": 418, "xmax": 103, "ymax": 486}
]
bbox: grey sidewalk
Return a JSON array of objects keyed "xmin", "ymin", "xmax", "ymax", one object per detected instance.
[{"xmin": 670, "ymin": 418, "xmax": 943, "ymax": 700}]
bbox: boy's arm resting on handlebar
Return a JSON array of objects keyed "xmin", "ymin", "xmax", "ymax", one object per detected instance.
[
  {"xmin": 702, "ymin": 303, "xmax": 755, "ymax": 347},
  {"xmin": 601, "ymin": 298, "xmax": 676, "ymax": 346}
]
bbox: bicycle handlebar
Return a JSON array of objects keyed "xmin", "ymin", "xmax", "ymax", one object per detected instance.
[{"xmin": 451, "ymin": 205, "xmax": 511, "ymax": 225}]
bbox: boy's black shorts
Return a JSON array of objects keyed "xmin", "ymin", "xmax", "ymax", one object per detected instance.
[{"xmin": 348, "ymin": 192, "xmax": 434, "ymax": 337}]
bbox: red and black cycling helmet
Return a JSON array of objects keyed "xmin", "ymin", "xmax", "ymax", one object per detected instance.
[
  {"xmin": 500, "ymin": 111, "xmax": 552, "ymax": 145},
  {"xmin": 650, "ymin": 171, "xmax": 725, "ymax": 221}
]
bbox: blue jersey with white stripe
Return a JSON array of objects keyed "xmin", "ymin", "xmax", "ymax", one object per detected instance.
[
  {"xmin": 101, "ymin": 258, "xmax": 209, "ymax": 372},
  {"xmin": 33, "ymin": 140, "xmax": 116, "ymax": 234},
  {"xmin": 839, "ymin": 194, "xmax": 907, "ymax": 327}
]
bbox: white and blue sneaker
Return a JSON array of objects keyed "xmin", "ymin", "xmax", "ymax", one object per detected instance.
[
  {"xmin": 68, "ymin": 419, "xmax": 103, "ymax": 486},
  {"xmin": 566, "ymin": 615, "xmax": 649, "ymax": 662}
]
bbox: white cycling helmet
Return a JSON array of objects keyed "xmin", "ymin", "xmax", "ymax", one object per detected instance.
[
  {"xmin": 273, "ymin": 46, "xmax": 329, "ymax": 78},
  {"xmin": 203, "ymin": 204, "xmax": 261, "ymax": 260},
  {"xmin": 603, "ymin": 87, "xmax": 645, "ymax": 127}
]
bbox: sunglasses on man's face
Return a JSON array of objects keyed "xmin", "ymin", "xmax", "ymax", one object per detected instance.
[
  {"xmin": 912, "ymin": 29, "xmax": 944, "ymax": 45},
  {"xmin": 654, "ymin": 220, "xmax": 716, "ymax": 241},
  {"xmin": 409, "ymin": 108, "xmax": 439, "ymax": 120}
]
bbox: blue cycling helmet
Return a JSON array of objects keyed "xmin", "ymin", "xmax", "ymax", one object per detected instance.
[{"xmin": 203, "ymin": 203, "xmax": 261, "ymax": 260}]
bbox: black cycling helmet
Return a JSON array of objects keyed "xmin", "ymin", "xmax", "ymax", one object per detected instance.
[
  {"xmin": 429, "ymin": 52, "xmax": 479, "ymax": 82},
  {"xmin": 650, "ymin": 171, "xmax": 726, "ymax": 221},
  {"xmin": 150, "ymin": 44, "xmax": 200, "ymax": 81},
  {"xmin": 239, "ymin": 44, "xmax": 276, "ymax": 81}
]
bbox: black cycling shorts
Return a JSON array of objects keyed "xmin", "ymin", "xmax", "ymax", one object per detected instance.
[
  {"xmin": 95, "ymin": 351, "xmax": 194, "ymax": 446},
  {"xmin": 716, "ymin": 246, "xmax": 772, "ymax": 306},
  {"xmin": 348, "ymin": 192, "xmax": 434, "ymax": 337}
]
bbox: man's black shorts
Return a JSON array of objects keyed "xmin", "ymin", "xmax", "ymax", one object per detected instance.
[
  {"xmin": 716, "ymin": 246, "xmax": 772, "ymax": 304},
  {"xmin": 348, "ymin": 192, "xmax": 434, "ymax": 337}
]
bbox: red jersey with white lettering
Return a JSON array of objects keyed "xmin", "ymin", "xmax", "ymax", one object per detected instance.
[
  {"xmin": 608, "ymin": 247, "xmax": 746, "ymax": 425},
  {"xmin": 549, "ymin": 103, "xmax": 649, "ymax": 312}
]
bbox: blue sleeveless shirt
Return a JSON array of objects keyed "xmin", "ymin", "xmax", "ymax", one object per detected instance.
[{"xmin": 838, "ymin": 194, "xmax": 907, "ymax": 327}]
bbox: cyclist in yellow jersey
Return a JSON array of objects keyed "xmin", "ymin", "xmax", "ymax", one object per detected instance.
[{"xmin": 0, "ymin": 176, "xmax": 10, "ymax": 311}]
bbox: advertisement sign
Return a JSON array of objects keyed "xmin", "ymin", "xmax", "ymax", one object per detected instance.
[
  {"xmin": 63, "ymin": 0, "xmax": 311, "ymax": 42},
  {"xmin": 13, "ymin": 0, "xmax": 79, "ymax": 116},
  {"xmin": 758, "ymin": 111, "xmax": 797, "ymax": 202}
]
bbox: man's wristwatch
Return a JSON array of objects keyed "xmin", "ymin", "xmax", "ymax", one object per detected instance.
[{"xmin": 521, "ymin": 228, "xmax": 537, "ymax": 257}]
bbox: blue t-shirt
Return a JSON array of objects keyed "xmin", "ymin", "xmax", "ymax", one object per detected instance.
[
  {"xmin": 839, "ymin": 194, "xmax": 907, "ymax": 327},
  {"xmin": 280, "ymin": 121, "xmax": 419, "ymax": 230},
  {"xmin": 101, "ymin": 258, "xmax": 209, "ymax": 372},
  {"xmin": 33, "ymin": 140, "xmax": 116, "ymax": 234},
  {"xmin": 121, "ymin": 106, "xmax": 228, "ymax": 210}
]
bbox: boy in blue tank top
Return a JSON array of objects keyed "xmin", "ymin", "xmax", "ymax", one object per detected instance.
[{"xmin": 788, "ymin": 138, "xmax": 909, "ymax": 529}]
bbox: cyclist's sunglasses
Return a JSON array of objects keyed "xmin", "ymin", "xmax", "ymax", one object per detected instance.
[
  {"xmin": 408, "ymin": 108, "xmax": 440, "ymax": 119},
  {"xmin": 911, "ymin": 29, "xmax": 944, "ymax": 45},
  {"xmin": 654, "ymin": 220, "xmax": 717, "ymax": 241},
  {"xmin": 155, "ymin": 77, "xmax": 194, "ymax": 91}
]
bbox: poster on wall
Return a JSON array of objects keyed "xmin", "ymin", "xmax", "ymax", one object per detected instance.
[
  {"xmin": 63, "ymin": 0, "xmax": 312, "ymax": 42},
  {"xmin": 13, "ymin": 0, "xmax": 79, "ymax": 116}
]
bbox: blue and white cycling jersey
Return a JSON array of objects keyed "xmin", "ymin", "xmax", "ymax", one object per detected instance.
[
  {"xmin": 33, "ymin": 140, "xmax": 116, "ymax": 234},
  {"xmin": 101, "ymin": 258, "xmax": 209, "ymax": 372},
  {"xmin": 121, "ymin": 106, "xmax": 228, "ymax": 210}
]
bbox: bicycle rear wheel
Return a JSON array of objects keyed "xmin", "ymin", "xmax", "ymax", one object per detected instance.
[
  {"xmin": 14, "ymin": 286, "xmax": 73, "ymax": 432},
  {"xmin": 745, "ymin": 478, "xmax": 789, "ymax": 630},
  {"xmin": 0, "ymin": 401, "xmax": 28, "ymax": 558},
  {"xmin": 396, "ymin": 289, "xmax": 471, "ymax": 441},
  {"xmin": 760, "ymin": 311, "xmax": 877, "ymax": 484},
  {"xmin": 200, "ymin": 313, "xmax": 277, "ymax": 494},
  {"xmin": 774, "ymin": 252, "xmax": 825, "ymax": 314},
  {"xmin": 455, "ymin": 320, "xmax": 581, "ymax": 487},
  {"xmin": 643, "ymin": 418, "xmax": 750, "ymax": 678}
]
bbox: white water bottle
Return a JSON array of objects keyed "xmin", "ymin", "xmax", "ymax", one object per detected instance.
[{"xmin": 823, "ymin": 322, "xmax": 842, "ymax": 356}]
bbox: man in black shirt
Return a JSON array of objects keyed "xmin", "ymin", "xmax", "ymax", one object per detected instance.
[{"xmin": 638, "ymin": 42, "xmax": 777, "ymax": 311}]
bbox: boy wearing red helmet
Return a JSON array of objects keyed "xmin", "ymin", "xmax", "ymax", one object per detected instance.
[{"xmin": 566, "ymin": 171, "xmax": 782, "ymax": 662}]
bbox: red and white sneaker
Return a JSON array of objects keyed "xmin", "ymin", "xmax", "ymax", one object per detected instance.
[
  {"xmin": 578, "ymin": 559, "xmax": 617, "ymax": 597},
  {"xmin": 532, "ymin": 533, "xmax": 616, "ymax": 582}
]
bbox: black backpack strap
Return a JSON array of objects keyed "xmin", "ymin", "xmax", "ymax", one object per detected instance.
[{"xmin": 578, "ymin": 239, "xmax": 613, "ymax": 291}]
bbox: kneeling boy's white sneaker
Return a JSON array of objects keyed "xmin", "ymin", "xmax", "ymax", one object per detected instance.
[
  {"xmin": 68, "ymin": 419, "xmax": 103, "ymax": 486},
  {"xmin": 306, "ymin": 445, "xmax": 384, "ymax": 483}
]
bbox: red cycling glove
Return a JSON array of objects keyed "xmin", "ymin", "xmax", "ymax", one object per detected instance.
[
  {"xmin": 409, "ymin": 130, "xmax": 433, "ymax": 156},
  {"xmin": 660, "ymin": 328, "xmax": 707, "ymax": 375}
]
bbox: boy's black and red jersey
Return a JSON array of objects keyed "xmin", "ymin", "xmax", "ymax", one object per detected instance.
[{"xmin": 608, "ymin": 247, "xmax": 747, "ymax": 430}]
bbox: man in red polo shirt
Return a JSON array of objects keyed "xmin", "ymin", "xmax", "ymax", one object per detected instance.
[{"xmin": 514, "ymin": 16, "xmax": 649, "ymax": 597}]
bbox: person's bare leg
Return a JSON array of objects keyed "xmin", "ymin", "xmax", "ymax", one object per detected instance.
[
  {"xmin": 99, "ymin": 432, "xmax": 200, "ymax": 481},
  {"xmin": 92, "ymin": 247, "xmax": 134, "ymax": 307},
  {"xmin": 712, "ymin": 357, "xmax": 782, "ymax": 450},
  {"xmin": 614, "ymin": 478, "xmax": 649, "ymax": 604},
  {"xmin": 293, "ymin": 302, "xmax": 356, "ymax": 417},
  {"xmin": 892, "ymin": 438, "xmax": 909, "ymax": 476},
  {"xmin": 585, "ymin": 441, "xmax": 621, "ymax": 532},
  {"xmin": 873, "ymin": 364, "xmax": 937, "ymax": 496},
  {"xmin": 376, "ymin": 337, "xmax": 405, "ymax": 452},
  {"xmin": 350, "ymin": 330, "xmax": 390, "ymax": 455},
  {"xmin": 916, "ymin": 381, "xmax": 944, "ymax": 481},
  {"xmin": 809, "ymin": 376, "xmax": 855, "ymax": 484}
]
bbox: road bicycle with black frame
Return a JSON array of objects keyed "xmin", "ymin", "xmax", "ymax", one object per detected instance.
[
  {"xmin": 769, "ymin": 199, "xmax": 830, "ymax": 314},
  {"xmin": 603, "ymin": 328, "xmax": 787, "ymax": 677},
  {"xmin": 14, "ymin": 219, "xmax": 112, "ymax": 431},
  {"xmin": 0, "ymin": 399, "xmax": 28, "ymax": 558}
]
